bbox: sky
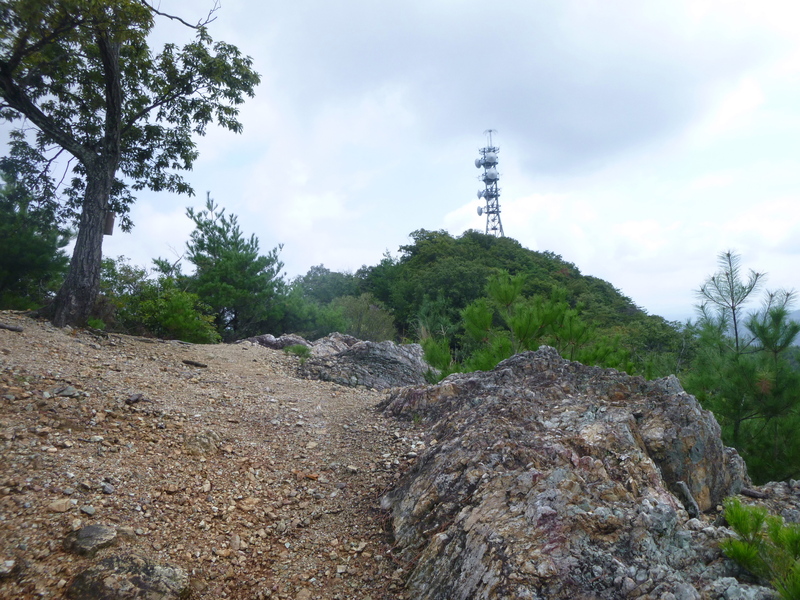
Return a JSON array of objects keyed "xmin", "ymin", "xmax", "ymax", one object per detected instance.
[{"xmin": 6, "ymin": 0, "xmax": 800, "ymax": 322}]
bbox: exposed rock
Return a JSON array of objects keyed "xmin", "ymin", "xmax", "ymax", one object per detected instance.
[
  {"xmin": 48, "ymin": 498, "xmax": 74, "ymax": 513},
  {"xmin": 66, "ymin": 554, "xmax": 189, "ymax": 599},
  {"xmin": 0, "ymin": 560, "xmax": 15, "ymax": 579},
  {"xmin": 63, "ymin": 525, "xmax": 118, "ymax": 557},
  {"xmin": 299, "ymin": 338, "xmax": 432, "ymax": 390},
  {"xmin": 183, "ymin": 429, "xmax": 221, "ymax": 456},
  {"xmin": 308, "ymin": 331, "xmax": 358, "ymax": 357},
  {"xmin": 380, "ymin": 347, "xmax": 751, "ymax": 600},
  {"xmin": 241, "ymin": 333, "xmax": 311, "ymax": 350}
]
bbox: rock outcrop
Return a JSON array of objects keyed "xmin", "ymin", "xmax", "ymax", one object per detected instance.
[
  {"xmin": 241, "ymin": 332, "xmax": 433, "ymax": 390},
  {"xmin": 299, "ymin": 337, "xmax": 433, "ymax": 390},
  {"xmin": 66, "ymin": 554, "xmax": 189, "ymax": 599},
  {"xmin": 380, "ymin": 347, "xmax": 759, "ymax": 600},
  {"xmin": 240, "ymin": 333, "xmax": 311, "ymax": 350}
]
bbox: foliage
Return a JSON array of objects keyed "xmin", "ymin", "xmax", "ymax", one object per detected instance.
[
  {"xmin": 184, "ymin": 196, "xmax": 284, "ymax": 342},
  {"xmin": 422, "ymin": 271, "xmax": 633, "ymax": 378},
  {"xmin": 284, "ymin": 344, "xmax": 310, "ymax": 359},
  {"xmin": 681, "ymin": 251, "xmax": 800, "ymax": 483},
  {"xmin": 98, "ymin": 256, "xmax": 219, "ymax": 343},
  {"xmin": 0, "ymin": 0, "xmax": 260, "ymax": 325},
  {"xmin": 0, "ymin": 162, "xmax": 70, "ymax": 308},
  {"xmin": 275, "ymin": 283, "xmax": 347, "ymax": 341},
  {"xmin": 295, "ymin": 265, "xmax": 359, "ymax": 305},
  {"xmin": 619, "ymin": 316, "xmax": 698, "ymax": 380},
  {"xmin": 721, "ymin": 497, "xmax": 800, "ymax": 599},
  {"xmin": 353, "ymin": 229, "xmax": 681, "ymax": 374},
  {"xmin": 331, "ymin": 293, "xmax": 396, "ymax": 342}
]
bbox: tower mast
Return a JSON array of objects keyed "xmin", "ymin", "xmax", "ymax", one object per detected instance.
[{"xmin": 475, "ymin": 129, "xmax": 504, "ymax": 237}]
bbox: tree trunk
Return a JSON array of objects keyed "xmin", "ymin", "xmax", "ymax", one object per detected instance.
[{"xmin": 52, "ymin": 167, "xmax": 112, "ymax": 327}]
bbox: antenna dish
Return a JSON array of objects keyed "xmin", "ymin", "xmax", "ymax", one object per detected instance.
[
  {"xmin": 477, "ymin": 206, "xmax": 483, "ymax": 216},
  {"xmin": 474, "ymin": 158, "xmax": 483, "ymax": 168}
]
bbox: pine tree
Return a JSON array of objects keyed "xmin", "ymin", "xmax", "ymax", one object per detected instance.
[
  {"xmin": 0, "ymin": 163, "xmax": 70, "ymax": 307},
  {"xmin": 185, "ymin": 195, "xmax": 284, "ymax": 341},
  {"xmin": 683, "ymin": 252, "xmax": 800, "ymax": 482}
]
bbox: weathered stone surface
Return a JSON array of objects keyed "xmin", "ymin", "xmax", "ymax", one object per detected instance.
[
  {"xmin": 299, "ymin": 338, "xmax": 432, "ymax": 390},
  {"xmin": 380, "ymin": 347, "xmax": 752, "ymax": 600},
  {"xmin": 309, "ymin": 332, "xmax": 359, "ymax": 357},
  {"xmin": 183, "ymin": 429, "xmax": 221, "ymax": 456},
  {"xmin": 241, "ymin": 333, "xmax": 311, "ymax": 350},
  {"xmin": 63, "ymin": 525, "xmax": 117, "ymax": 556},
  {"xmin": 66, "ymin": 554, "xmax": 189, "ymax": 600}
]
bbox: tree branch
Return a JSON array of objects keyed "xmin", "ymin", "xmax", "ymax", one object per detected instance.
[
  {"xmin": 0, "ymin": 69, "xmax": 94, "ymax": 167},
  {"xmin": 139, "ymin": 0, "xmax": 220, "ymax": 29}
]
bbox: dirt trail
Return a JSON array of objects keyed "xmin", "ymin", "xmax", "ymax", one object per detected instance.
[{"xmin": 0, "ymin": 312, "xmax": 425, "ymax": 599}]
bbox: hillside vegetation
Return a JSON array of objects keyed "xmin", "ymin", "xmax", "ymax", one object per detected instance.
[{"xmin": 2, "ymin": 189, "xmax": 799, "ymax": 483}]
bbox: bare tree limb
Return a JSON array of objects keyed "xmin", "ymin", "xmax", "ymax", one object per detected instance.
[{"xmin": 139, "ymin": 0, "xmax": 220, "ymax": 29}]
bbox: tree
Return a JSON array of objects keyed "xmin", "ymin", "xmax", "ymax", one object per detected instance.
[
  {"xmin": 295, "ymin": 265, "xmax": 359, "ymax": 305},
  {"xmin": 423, "ymin": 271, "xmax": 633, "ymax": 378},
  {"xmin": 0, "ymin": 0, "xmax": 259, "ymax": 326},
  {"xmin": 185, "ymin": 195, "xmax": 284, "ymax": 341},
  {"xmin": 697, "ymin": 250, "xmax": 764, "ymax": 353},
  {"xmin": 683, "ymin": 252, "xmax": 800, "ymax": 482},
  {"xmin": 0, "ymin": 160, "xmax": 70, "ymax": 307}
]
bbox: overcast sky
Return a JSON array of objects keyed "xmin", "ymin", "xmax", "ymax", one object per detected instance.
[{"xmin": 8, "ymin": 0, "xmax": 800, "ymax": 322}]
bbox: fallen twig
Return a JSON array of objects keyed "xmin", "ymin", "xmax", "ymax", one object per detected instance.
[
  {"xmin": 182, "ymin": 359, "xmax": 208, "ymax": 368},
  {"xmin": 740, "ymin": 487, "xmax": 770, "ymax": 499}
]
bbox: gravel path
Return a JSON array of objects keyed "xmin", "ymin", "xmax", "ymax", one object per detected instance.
[{"xmin": 0, "ymin": 312, "xmax": 426, "ymax": 599}]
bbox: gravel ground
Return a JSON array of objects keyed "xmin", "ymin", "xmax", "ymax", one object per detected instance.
[{"xmin": 0, "ymin": 311, "xmax": 427, "ymax": 599}]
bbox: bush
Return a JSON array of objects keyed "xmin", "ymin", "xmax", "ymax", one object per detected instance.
[
  {"xmin": 98, "ymin": 256, "xmax": 219, "ymax": 344},
  {"xmin": 721, "ymin": 497, "xmax": 800, "ymax": 599},
  {"xmin": 135, "ymin": 278, "xmax": 220, "ymax": 344},
  {"xmin": 284, "ymin": 344, "xmax": 311, "ymax": 359},
  {"xmin": 331, "ymin": 293, "xmax": 395, "ymax": 341}
]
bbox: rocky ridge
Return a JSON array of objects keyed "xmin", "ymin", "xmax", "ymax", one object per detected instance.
[
  {"xmin": 1, "ymin": 313, "xmax": 799, "ymax": 599},
  {"xmin": 244, "ymin": 332, "xmax": 432, "ymax": 391},
  {"xmin": 379, "ymin": 348, "xmax": 783, "ymax": 600}
]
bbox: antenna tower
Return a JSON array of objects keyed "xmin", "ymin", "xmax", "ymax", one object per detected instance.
[{"xmin": 474, "ymin": 129, "xmax": 504, "ymax": 236}]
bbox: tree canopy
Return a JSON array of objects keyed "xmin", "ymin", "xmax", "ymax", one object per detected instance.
[{"xmin": 0, "ymin": 0, "xmax": 260, "ymax": 325}]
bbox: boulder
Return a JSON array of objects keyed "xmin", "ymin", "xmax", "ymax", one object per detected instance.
[
  {"xmin": 309, "ymin": 332, "xmax": 359, "ymax": 357},
  {"xmin": 63, "ymin": 524, "xmax": 117, "ymax": 557},
  {"xmin": 66, "ymin": 554, "xmax": 189, "ymax": 599},
  {"xmin": 240, "ymin": 333, "xmax": 311, "ymax": 350},
  {"xmin": 299, "ymin": 338, "xmax": 432, "ymax": 390},
  {"xmin": 379, "ymin": 347, "xmax": 752, "ymax": 600}
]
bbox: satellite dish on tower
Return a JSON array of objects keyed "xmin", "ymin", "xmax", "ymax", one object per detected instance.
[{"xmin": 477, "ymin": 206, "xmax": 483, "ymax": 216}]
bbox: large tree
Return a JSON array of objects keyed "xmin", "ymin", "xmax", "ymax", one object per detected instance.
[{"xmin": 0, "ymin": 0, "xmax": 259, "ymax": 326}]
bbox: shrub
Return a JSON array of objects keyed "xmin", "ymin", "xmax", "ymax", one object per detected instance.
[
  {"xmin": 284, "ymin": 344, "xmax": 311, "ymax": 359},
  {"xmin": 98, "ymin": 257, "xmax": 219, "ymax": 344},
  {"xmin": 721, "ymin": 497, "xmax": 800, "ymax": 599}
]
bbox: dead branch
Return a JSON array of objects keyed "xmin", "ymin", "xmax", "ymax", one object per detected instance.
[{"xmin": 139, "ymin": 0, "xmax": 220, "ymax": 29}]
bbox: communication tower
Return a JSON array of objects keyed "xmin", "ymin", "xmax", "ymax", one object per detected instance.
[{"xmin": 475, "ymin": 129, "xmax": 504, "ymax": 237}]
